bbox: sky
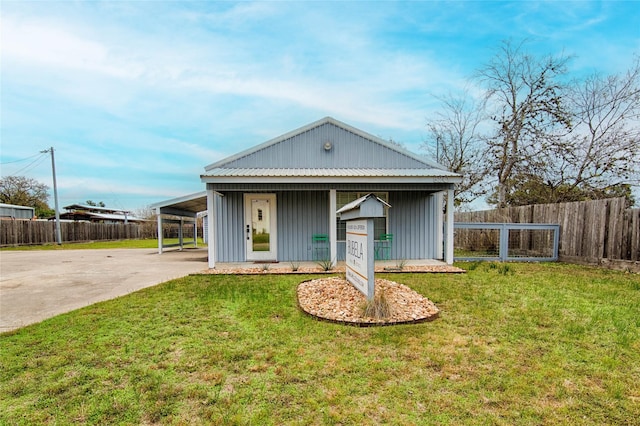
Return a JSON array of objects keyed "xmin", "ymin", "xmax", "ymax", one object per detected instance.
[{"xmin": 1, "ymin": 1, "xmax": 639, "ymax": 213}]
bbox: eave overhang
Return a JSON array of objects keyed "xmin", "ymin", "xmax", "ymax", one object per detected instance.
[{"xmin": 200, "ymin": 168, "xmax": 463, "ymax": 185}]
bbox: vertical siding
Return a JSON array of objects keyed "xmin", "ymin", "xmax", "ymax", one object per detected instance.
[
  {"xmin": 389, "ymin": 192, "xmax": 439, "ymax": 260},
  {"xmin": 224, "ymin": 123, "xmax": 427, "ymax": 169},
  {"xmin": 215, "ymin": 192, "xmax": 244, "ymax": 262},
  {"xmin": 214, "ymin": 190, "xmax": 442, "ymax": 262},
  {"xmin": 277, "ymin": 191, "xmax": 329, "ymax": 261}
]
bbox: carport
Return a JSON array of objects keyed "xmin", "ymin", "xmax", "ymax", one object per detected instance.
[{"xmin": 150, "ymin": 191, "xmax": 207, "ymax": 254}]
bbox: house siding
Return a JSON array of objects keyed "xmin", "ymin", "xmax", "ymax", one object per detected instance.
[
  {"xmin": 389, "ymin": 192, "xmax": 440, "ymax": 260},
  {"xmin": 221, "ymin": 123, "xmax": 428, "ymax": 170},
  {"xmin": 277, "ymin": 191, "xmax": 329, "ymax": 261},
  {"xmin": 214, "ymin": 192, "xmax": 244, "ymax": 262},
  {"xmin": 213, "ymin": 190, "xmax": 441, "ymax": 263}
]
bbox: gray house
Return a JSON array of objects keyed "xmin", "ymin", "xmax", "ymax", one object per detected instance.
[{"xmin": 200, "ymin": 117, "xmax": 461, "ymax": 268}]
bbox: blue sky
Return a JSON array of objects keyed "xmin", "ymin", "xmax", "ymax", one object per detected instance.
[{"xmin": 1, "ymin": 1, "xmax": 639, "ymax": 212}]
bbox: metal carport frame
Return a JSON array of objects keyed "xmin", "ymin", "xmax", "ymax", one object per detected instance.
[{"xmin": 150, "ymin": 191, "xmax": 207, "ymax": 254}]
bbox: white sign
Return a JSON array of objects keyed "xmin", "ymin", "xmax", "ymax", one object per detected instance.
[{"xmin": 345, "ymin": 219, "xmax": 370, "ymax": 298}]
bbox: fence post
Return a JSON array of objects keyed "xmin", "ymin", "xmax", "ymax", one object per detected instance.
[{"xmin": 499, "ymin": 223, "xmax": 508, "ymax": 261}]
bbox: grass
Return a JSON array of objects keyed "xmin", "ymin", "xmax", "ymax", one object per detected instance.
[
  {"xmin": 1, "ymin": 263, "xmax": 639, "ymax": 425},
  {"xmin": 0, "ymin": 238, "xmax": 205, "ymax": 251}
]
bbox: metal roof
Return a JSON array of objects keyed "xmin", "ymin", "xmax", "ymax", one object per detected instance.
[
  {"xmin": 150, "ymin": 191, "xmax": 208, "ymax": 216},
  {"xmin": 63, "ymin": 204, "xmax": 130, "ymax": 214},
  {"xmin": 59, "ymin": 212, "xmax": 146, "ymax": 222},
  {"xmin": 203, "ymin": 168, "xmax": 460, "ymax": 178},
  {"xmin": 336, "ymin": 193, "xmax": 391, "ymax": 214},
  {"xmin": 0, "ymin": 203, "xmax": 35, "ymax": 211}
]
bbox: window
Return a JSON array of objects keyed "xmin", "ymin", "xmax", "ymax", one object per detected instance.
[
  {"xmin": 257, "ymin": 209, "xmax": 263, "ymax": 221},
  {"xmin": 336, "ymin": 192, "xmax": 388, "ymax": 241}
]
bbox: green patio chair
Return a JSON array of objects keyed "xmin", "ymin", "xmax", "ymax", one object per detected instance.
[
  {"xmin": 375, "ymin": 233, "xmax": 393, "ymax": 260},
  {"xmin": 312, "ymin": 234, "xmax": 329, "ymax": 261}
]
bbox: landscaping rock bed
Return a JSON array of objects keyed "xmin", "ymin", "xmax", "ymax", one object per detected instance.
[
  {"xmin": 203, "ymin": 264, "xmax": 465, "ymax": 275},
  {"xmin": 297, "ymin": 277, "xmax": 440, "ymax": 326}
]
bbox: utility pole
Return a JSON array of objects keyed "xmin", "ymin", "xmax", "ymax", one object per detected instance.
[{"xmin": 42, "ymin": 147, "xmax": 62, "ymax": 244}]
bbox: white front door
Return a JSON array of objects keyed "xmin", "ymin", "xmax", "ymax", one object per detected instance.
[{"xmin": 244, "ymin": 194, "xmax": 277, "ymax": 261}]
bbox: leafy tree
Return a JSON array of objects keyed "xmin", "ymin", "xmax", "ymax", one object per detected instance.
[
  {"xmin": 0, "ymin": 176, "xmax": 53, "ymax": 217},
  {"xmin": 86, "ymin": 200, "xmax": 106, "ymax": 207},
  {"xmin": 474, "ymin": 39, "xmax": 572, "ymax": 208},
  {"xmin": 423, "ymin": 90, "xmax": 488, "ymax": 206}
]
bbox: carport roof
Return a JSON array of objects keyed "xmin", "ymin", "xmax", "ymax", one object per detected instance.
[{"xmin": 151, "ymin": 191, "xmax": 207, "ymax": 217}]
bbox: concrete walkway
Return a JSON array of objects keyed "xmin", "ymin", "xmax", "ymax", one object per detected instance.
[{"xmin": 0, "ymin": 248, "xmax": 208, "ymax": 333}]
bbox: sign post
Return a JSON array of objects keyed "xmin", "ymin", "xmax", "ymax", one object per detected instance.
[{"xmin": 337, "ymin": 194, "xmax": 391, "ymax": 301}]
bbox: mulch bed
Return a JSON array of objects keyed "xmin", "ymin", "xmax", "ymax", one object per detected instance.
[{"xmin": 296, "ymin": 277, "xmax": 440, "ymax": 327}]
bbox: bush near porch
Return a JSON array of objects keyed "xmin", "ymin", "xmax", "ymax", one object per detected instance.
[{"xmin": 1, "ymin": 263, "xmax": 638, "ymax": 425}]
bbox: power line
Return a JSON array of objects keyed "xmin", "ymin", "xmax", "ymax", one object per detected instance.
[
  {"xmin": 0, "ymin": 152, "xmax": 44, "ymax": 165},
  {"xmin": 8, "ymin": 154, "xmax": 49, "ymax": 177}
]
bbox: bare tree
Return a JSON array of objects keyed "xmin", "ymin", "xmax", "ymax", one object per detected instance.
[
  {"xmin": 475, "ymin": 40, "xmax": 572, "ymax": 207},
  {"xmin": 423, "ymin": 90, "xmax": 488, "ymax": 206},
  {"xmin": 560, "ymin": 57, "xmax": 640, "ymax": 195}
]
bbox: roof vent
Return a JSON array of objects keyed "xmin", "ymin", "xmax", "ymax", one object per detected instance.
[{"xmin": 323, "ymin": 141, "xmax": 333, "ymax": 151}]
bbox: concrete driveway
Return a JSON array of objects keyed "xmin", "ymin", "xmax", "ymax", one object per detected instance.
[{"xmin": 0, "ymin": 248, "xmax": 208, "ymax": 333}]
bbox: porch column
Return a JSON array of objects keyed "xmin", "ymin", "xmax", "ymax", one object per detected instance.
[
  {"xmin": 329, "ymin": 189, "xmax": 337, "ymax": 267},
  {"xmin": 444, "ymin": 189, "xmax": 454, "ymax": 264},
  {"xmin": 435, "ymin": 192, "xmax": 444, "ymax": 260},
  {"xmin": 207, "ymin": 187, "xmax": 216, "ymax": 269},
  {"xmin": 156, "ymin": 207, "xmax": 163, "ymax": 254}
]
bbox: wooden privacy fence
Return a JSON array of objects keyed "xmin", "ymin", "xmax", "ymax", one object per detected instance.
[
  {"xmin": 1, "ymin": 220, "xmax": 202, "ymax": 246},
  {"xmin": 0, "ymin": 221, "xmax": 142, "ymax": 245},
  {"xmin": 2, "ymin": 221, "xmax": 143, "ymax": 245},
  {"xmin": 455, "ymin": 198, "xmax": 639, "ymax": 270}
]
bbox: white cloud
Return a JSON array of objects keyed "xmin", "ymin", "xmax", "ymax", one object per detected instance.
[{"xmin": 1, "ymin": 16, "xmax": 145, "ymax": 80}]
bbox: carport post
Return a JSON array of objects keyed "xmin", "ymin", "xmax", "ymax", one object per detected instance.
[
  {"xmin": 156, "ymin": 207, "xmax": 163, "ymax": 254},
  {"xmin": 194, "ymin": 220, "xmax": 198, "ymax": 248},
  {"xmin": 207, "ymin": 188, "xmax": 216, "ymax": 269}
]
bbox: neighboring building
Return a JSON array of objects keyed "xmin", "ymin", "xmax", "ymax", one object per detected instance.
[
  {"xmin": 0, "ymin": 203, "xmax": 35, "ymax": 220},
  {"xmin": 60, "ymin": 204, "xmax": 145, "ymax": 223},
  {"xmin": 154, "ymin": 117, "xmax": 462, "ymax": 267}
]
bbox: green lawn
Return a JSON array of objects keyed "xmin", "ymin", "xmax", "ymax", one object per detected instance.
[{"xmin": 1, "ymin": 263, "xmax": 638, "ymax": 425}]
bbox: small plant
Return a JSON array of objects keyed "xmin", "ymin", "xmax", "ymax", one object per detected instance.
[
  {"xmin": 361, "ymin": 288, "xmax": 392, "ymax": 319},
  {"xmin": 498, "ymin": 264, "xmax": 515, "ymax": 275},
  {"xmin": 261, "ymin": 263, "xmax": 271, "ymax": 272},
  {"xmin": 290, "ymin": 262, "xmax": 300, "ymax": 272},
  {"xmin": 462, "ymin": 261, "xmax": 482, "ymax": 271},
  {"xmin": 395, "ymin": 259, "xmax": 407, "ymax": 271},
  {"xmin": 316, "ymin": 258, "xmax": 333, "ymax": 272}
]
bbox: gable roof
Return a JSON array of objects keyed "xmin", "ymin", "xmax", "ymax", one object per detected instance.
[
  {"xmin": 202, "ymin": 117, "xmax": 462, "ymax": 184},
  {"xmin": 205, "ymin": 117, "xmax": 445, "ymax": 171}
]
